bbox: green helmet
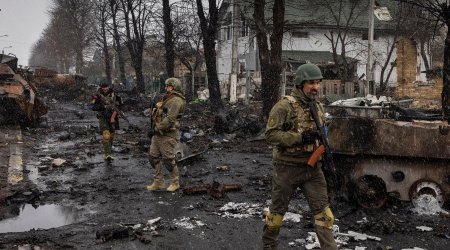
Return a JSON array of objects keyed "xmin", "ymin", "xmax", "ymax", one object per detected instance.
[
  {"xmin": 165, "ymin": 78, "xmax": 182, "ymax": 92},
  {"xmin": 294, "ymin": 63, "xmax": 323, "ymax": 86}
]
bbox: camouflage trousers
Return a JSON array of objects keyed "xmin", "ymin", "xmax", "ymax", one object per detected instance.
[
  {"xmin": 148, "ymin": 135, "xmax": 179, "ymax": 185},
  {"xmin": 99, "ymin": 118, "xmax": 115, "ymax": 157},
  {"xmin": 263, "ymin": 162, "xmax": 337, "ymax": 250}
]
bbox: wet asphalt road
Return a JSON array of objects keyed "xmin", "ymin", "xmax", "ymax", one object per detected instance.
[{"xmin": 0, "ymin": 101, "xmax": 449, "ymax": 250}]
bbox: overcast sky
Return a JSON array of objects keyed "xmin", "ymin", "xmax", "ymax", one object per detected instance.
[{"xmin": 0, "ymin": 0, "xmax": 51, "ymax": 66}]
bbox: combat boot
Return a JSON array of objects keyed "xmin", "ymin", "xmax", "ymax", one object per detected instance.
[
  {"xmin": 147, "ymin": 182, "xmax": 166, "ymax": 191},
  {"xmin": 104, "ymin": 155, "xmax": 114, "ymax": 161},
  {"xmin": 166, "ymin": 183, "xmax": 180, "ymax": 192}
]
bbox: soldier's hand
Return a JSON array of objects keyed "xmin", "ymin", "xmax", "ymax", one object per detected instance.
[
  {"xmin": 301, "ymin": 130, "xmax": 321, "ymax": 145},
  {"xmin": 110, "ymin": 118, "xmax": 116, "ymax": 123}
]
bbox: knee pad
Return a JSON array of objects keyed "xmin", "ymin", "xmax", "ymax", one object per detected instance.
[
  {"xmin": 149, "ymin": 157, "xmax": 161, "ymax": 169},
  {"xmin": 102, "ymin": 130, "xmax": 111, "ymax": 141},
  {"xmin": 264, "ymin": 211, "xmax": 284, "ymax": 231},
  {"xmin": 314, "ymin": 206, "xmax": 334, "ymax": 229},
  {"xmin": 163, "ymin": 158, "xmax": 176, "ymax": 172}
]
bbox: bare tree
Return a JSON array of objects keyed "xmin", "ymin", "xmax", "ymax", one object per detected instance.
[
  {"xmin": 172, "ymin": 2, "xmax": 204, "ymax": 101},
  {"xmin": 195, "ymin": 0, "xmax": 224, "ymax": 112},
  {"xmin": 34, "ymin": 8, "xmax": 76, "ymax": 72},
  {"xmin": 163, "ymin": 0, "xmax": 175, "ymax": 77},
  {"xmin": 29, "ymin": 36, "xmax": 58, "ymax": 69},
  {"xmin": 320, "ymin": 0, "xmax": 366, "ymax": 85},
  {"xmin": 253, "ymin": 0, "xmax": 285, "ymax": 118},
  {"xmin": 109, "ymin": 0, "xmax": 128, "ymax": 86},
  {"xmin": 94, "ymin": 0, "xmax": 112, "ymax": 85},
  {"xmin": 51, "ymin": 0, "xmax": 95, "ymax": 74},
  {"xmin": 120, "ymin": 0, "xmax": 153, "ymax": 94}
]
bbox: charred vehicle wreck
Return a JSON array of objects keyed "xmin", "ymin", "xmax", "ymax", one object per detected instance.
[
  {"xmin": 0, "ymin": 54, "xmax": 47, "ymax": 125},
  {"xmin": 326, "ymin": 99, "xmax": 450, "ymax": 209}
]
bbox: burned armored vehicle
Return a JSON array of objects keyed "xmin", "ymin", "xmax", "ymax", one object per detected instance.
[
  {"xmin": 326, "ymin": 97, "xmax": 450, "ymax": 209},
  {"xmin": 0, "ymin": 54, "xmax": 47, "ymax": 125}
]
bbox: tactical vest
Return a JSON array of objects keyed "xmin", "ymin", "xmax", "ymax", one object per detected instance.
[
  {"xmin": 152, "ymin": 94, "xmax": 184, "ymax": 134},
  {"xmin": 283, "ymin": 95, "xmax": 325, "ymax": 153},
  {"xmin": 99, "ymin": 92, "xmax": 117, "ymax": 109}
]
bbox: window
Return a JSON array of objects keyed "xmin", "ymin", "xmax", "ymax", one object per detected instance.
[
  {"xmin": 222, "ymin": 26, "xmax": 231, "ymax": 40},
  {"xmin": 362, "ymin": 32, "xmax": 379, "ymax": 40},
  {"xmin": 292, "ymin": 31, "xmax": 309, "ymax": 38},
  {"xmin": 241, "ymin": 18, "xmax": 249, "ymax": 37}
]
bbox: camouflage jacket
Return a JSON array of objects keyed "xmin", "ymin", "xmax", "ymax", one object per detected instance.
[
  {"xmin": 152, "ymin": 91, "xmax": 186, "ymax": 139},
  {"xmin": 91, "ymin": 89, "xmax": 122, "ymax": 118},
  {"xmin": 265, "ymin": 87, "xmax": 325, "ymax": 166}
]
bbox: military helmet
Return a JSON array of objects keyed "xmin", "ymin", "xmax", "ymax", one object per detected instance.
[
  {"xmin": 165, "ymin": 78, "xmax": 182, "ymax": 92},
  {"xmin": 294, "ymin": 63, "xmax": 323, "ymax": 86}
]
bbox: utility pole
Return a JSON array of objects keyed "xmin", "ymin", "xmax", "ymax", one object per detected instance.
[
  {"xmin": 230, "ymin": 0, "xmax": 240, "ymax": 104},
  {"xmin": 366, "ymin": 0, "xmax": 374, "ymax": 96}
]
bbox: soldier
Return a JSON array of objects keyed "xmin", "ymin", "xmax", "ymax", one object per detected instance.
[
  {"xmin": 262, "ymin": 64, "xmax": 338, "ymax": 250},
  {"xmin": 147, "ymin": 78, "xmax": 186, "ymax": 192},
  {"xmin": 91, "ymin": 83, "xmax": 123, "ymax": 162}
]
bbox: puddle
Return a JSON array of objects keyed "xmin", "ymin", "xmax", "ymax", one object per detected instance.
[{"xmin": 0, "ymin": 204, "xmax": 84, "ymax": 233}]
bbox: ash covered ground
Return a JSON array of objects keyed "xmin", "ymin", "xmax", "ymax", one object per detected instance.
[{"xmin": 0, "ymin": 90, "xmax": 449, "ymax": 250}]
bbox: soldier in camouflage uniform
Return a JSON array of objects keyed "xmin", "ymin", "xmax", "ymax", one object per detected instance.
[
  {"xmin": 147, "ymin": 78, "xmax": 186, "ymax": 192},
  {"xmin": 91, "ymin": 83, "xmax": 123, "ymax": 162},
  {"xmin": 262, "ymin": 64, "xmax": 338, "ymax": 250}
]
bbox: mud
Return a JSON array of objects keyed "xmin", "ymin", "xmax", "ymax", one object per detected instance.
[{"xmin": 0, "ymin": 98, "xmax": 449, "ymax": 250}]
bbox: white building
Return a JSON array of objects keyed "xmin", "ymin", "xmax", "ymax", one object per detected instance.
[{"xmin": 216, "ymin": 0, "xmax": 431, "ymax": 96}]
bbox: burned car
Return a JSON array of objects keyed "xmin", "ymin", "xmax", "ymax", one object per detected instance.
[{"xmin": 0, "ymin": 54, "xmax": 47, "ymax": 125}]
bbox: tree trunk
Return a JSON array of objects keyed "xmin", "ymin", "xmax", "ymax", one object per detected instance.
[
  {"xmin": 195, "ymin": 0, "xmax": 223, "ymax": 112},
  {"xmin": 101, "ymin": 24, "xmax": 112, "ymax": 86},
  {"xmin": 76, "ymin": 49, "xmax": 83, "ymax": 74},
  {"xmin": 254, "ymin": 0, "xmax": 285, "ymax": 118},
  {"xmin": 121, "ymin": 0, "xmax": 147, "ymax": 95},
  {"xmin": 110, "ymin": 0, "xmax": 127, "ymax": 86},
  {"xmin": 379, "ymin": 39, "xmax": 397, "ymax": 93},
  {"xmin": 163, "ymin": 0, "xmax": 175, "ymax": 77},
  {"xmin": 203, "ymin": 38, "xmax": 223, "ymax": 111},
  {"xmin": 443, "ymin": 19, "xmax": 450, "ymax": 122},
  {"xmin": 128, "ymin": 40, "xmax": 145, "ymax": 93}
]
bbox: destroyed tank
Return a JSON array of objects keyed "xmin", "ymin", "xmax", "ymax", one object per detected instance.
[
  {"xmin": 0, "ymin": 54, "xmax": 47, "ymax": 125},
  {"xmin": 326, "ymin": 100, "xmax": 450, "ymax": 209}
]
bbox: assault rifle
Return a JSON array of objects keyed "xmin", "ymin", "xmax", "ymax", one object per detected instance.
[
  {"xmin": 95, "ymin": 93, "xmax": 131, "ymax": 129},
  {"xmin": 147, "ymin": 93, "xmax": 163, "ymax": 138},
  {"xmin": 307, "ymin": 101, "xmax": 338, "ymax": 188},
  {"xmin": 110, "ymin": 104, "xmax": 129, "ymax": 124}
]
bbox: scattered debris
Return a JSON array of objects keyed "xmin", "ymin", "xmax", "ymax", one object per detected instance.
[
  {"xmin": 95, "ymin": 225, "xmax": 131, "ymax": 243},
  {"xmin": 51, "ymin": 158, "xmax": 66, "ymax": 167},
  {"xmin": 182, "ymin": 181, "xmax": 242, "ymax": 198},
  {"xmin": 216, "ymin": 165, "xmax": 230, "ymax": 171},
  {"xmin": 218, "ymin": 202, "xmax": 261, "ymax": 219},
  {"xmin": 172, "ymin": 217, "xmax": 205, "ymax": 230},
  {"xmin": 214, "ymin": 109, "xmax": 263, "ymax": 136},
  {"xmin": 336, "ymin": 231, "xmax": 381, "ymax": 242},
  {"xmin": 147, "ymin": 217, "xmax": 161, "ymax": 225},
  {"xmin": 305, "ymin": 232, "xmax": 320, "ymax": 249},
  {"xmin": 416, "ymin": 226, "xmax": 433, "ymax": 232},
  {"xmin": 411, "ymin": 194, "xmax": 448, "ymax": 215}
]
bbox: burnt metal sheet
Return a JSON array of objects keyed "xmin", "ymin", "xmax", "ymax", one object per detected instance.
[{"xmin": 328, "ymin": 118, "xmax": 450, "ymax": 159}]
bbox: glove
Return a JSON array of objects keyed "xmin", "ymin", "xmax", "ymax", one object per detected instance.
[{"xmin": 302, "ymin": 130, "xmax": 321, "ymax": 145}]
